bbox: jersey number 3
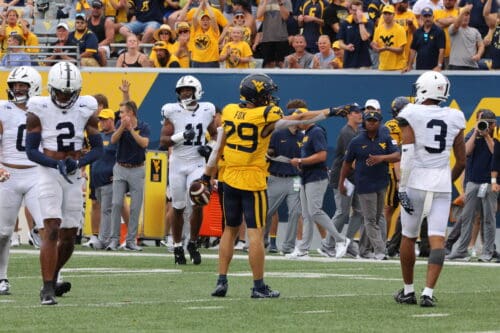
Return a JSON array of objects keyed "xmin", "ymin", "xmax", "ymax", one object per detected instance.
[{"xmin": 425, "ymin": 119, "xmax": 447, "ymax": 154}]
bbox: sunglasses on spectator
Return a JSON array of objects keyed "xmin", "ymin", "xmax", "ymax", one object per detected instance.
[
  {"xmin": 178, "ymin": 30, "xmax": 189, "ymax": 34},
  {"xmin": 159, "ymin": 31, "xmax": 170, "ymax": 35},
  {"xmin": 235, "ymin": 15, "xmax": 244, "ymax": 18}
]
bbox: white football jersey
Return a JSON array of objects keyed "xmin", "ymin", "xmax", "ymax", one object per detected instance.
[
  {"xmin": 27, "ymin": 95, "xmax": 97, "ymax": 152},
  {"xmin": 161, "ymin": 102, "xmax": 215, "ymax": 160},
  {"xmin": 399, "ymin": 103, "xmax": 465, "ymax": 192},
  {"xmin": 0, "ymin": 100, "xmax": 37, "ymax": 166}
]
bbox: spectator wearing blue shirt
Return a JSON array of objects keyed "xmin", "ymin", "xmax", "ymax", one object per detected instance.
[
  {"xmin": 69, "ymin": 13, "xmax": 102, "ymax": 67},
  {"xmin": 107, "ymin": 100, "xmax": 151, "ymax": 251},
  {"xmin": 339, "ymin": 111, "xmax": 400, "ymax": 260},
  {"xmin": 337, "ymin": 0, "xmax": 374, "ymax": 69},
  {"xmin": 404, "ymin": 7, "xmax": 445, "ymax": 72},
  {"xmin": 0, "ymin": 34, "xmax": 31, "ymax": 67}
]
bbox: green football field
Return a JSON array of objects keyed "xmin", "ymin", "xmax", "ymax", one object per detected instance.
[{"xmin": 2, "ymin": 246, "xmax": 499, "ymax": 333}]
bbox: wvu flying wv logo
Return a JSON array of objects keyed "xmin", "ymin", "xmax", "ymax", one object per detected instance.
[
  {"xmin": 380, "ymin": 35, "xmax": 394, "ymax": 47},
  {"xmin": 252, "ymin": 80, "xmax": 265, "ymax": 93},
  {"xmin": 379, "ymin": 142, "xmax": 387, "ymax": 149},
  {"xmin": 195, "ymin": 34, "xmax": 211, "ymax": 50},
  {"xmin": 362, "ymin": 145, "xmax": 367, "ymax": 149}
]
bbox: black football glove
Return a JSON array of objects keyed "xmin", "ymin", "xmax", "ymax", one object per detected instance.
[
  {"xmin": 328, "ymin": 103, "xmax": 360, "ymax": 118},
  {"xmin": 197, "ymin": 145, "xmax": 213, "ymax": 161},
  {"xmin": 398, "ymin": 191, "xmax": 414, "ymax": 215},
  {"xmin": 183, "ymin": 128, "xmax": 196, "ymax": 141},
  {"xmin": 57, "ymin": 160, "xmax": 73, "ymax": 184},
  {"xmin": 65, "ymin": 157, "xmax": 79, "ymax": 175}
]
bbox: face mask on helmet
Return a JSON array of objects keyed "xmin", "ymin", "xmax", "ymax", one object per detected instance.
[
  {"xmin": 239, "ymin": 73, "xmax": 279, "ymax": 107},
  {"xmin": 48, "ymin": 61, "xmax": 82, "ymax": 110},
  {"xmin": 175, "ymin": 75, "xmax": 203, "ymax": 110},
  {"xmin": 413, "ymin": 71, "xmax": 450, "ymax": 105},
  {"xmin": 7, "ymin": 66, "xmax": 42, "ymax": 105}
]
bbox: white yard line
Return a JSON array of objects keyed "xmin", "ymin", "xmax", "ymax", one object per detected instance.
[{"xmin": 10, "ymin": 249, "xmax": 500, "ymax": 268}]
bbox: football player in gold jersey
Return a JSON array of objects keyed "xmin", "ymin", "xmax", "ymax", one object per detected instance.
[
  {"xmin": 384, "ymin": 96, "xmax": 409, "ymax": 237},
  {"xmin": 203, "ymin": 73, "xmax": 356, "ymax": 298}
]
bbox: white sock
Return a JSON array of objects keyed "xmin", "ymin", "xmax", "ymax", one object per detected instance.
[
  {"xmin": 422, "ymin": 287, "xmax": 433, "ymax": 297},
  {"xmin": 174, "ymin": 242, "xmax": 183, "ymax": 247},
  {"xmin": 404, "ymin": 284, "xmax": 414, "ymax": 295}
]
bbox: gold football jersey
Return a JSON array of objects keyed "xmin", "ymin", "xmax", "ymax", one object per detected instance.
[{"xmin": 221, "ymin": 103, "xmax": 283, "ymax": 191}]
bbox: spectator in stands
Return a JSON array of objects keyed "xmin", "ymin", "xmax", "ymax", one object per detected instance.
[
  {"xmin": 371, "ymin": 5, "xmax": 407, "ymax": 71},
  {"xmin": 219, "ymin": 10, "xmax": 252, "ymax": 49},
  {"xmin": 19, "ymin": 18, "xmax": 39, "ymax": 54},
  {"xmin": 173, "ymin": 0, "xmax": 227, "ymax": 34},
  {"xmin": 298, "ymin": 0, "xmax": 328, "ymax": 54},
  {"xmin": 116, "ymin": 33, "xmax": 152, "ymax": 67},
  {"xmin": 434, "ymin": 0, "xmax": 459, "ymax": 68},
  {"xmin": 483, "ymin": 0, "xmax": 500, "ymax": 69},
  {"xmin": 163, "ymin": 0, "xmax": 181, "ymax": 26},
  {"xmin": 458, "ymin": 0, "xmax": 498, "ymax": 39},
  {"xmin": 173, "ymin": 21, "xmax": 191, "ymax": 68},
  {"xmin": 310, "ymin": 34, "xmax": 335, "ymax": 69},
  {"xmin": 404, "ymin": 7, "xmax": 445, "ymax": 72},
  {"xmin": 283, "ymin": 34, "xmax": 314, "ymax": 69},
  {"xmin": 256, "ymin": 0, "xmax": 292, "ymax": 68},
  {"xmin": 87, "ymin": 0, "xmax": 114, "ymax": 65},
  {"xmin": 104, "ymin": 0, "xmax": 129, "ymax": 44},
  {"xmin": 219, "ymin": 25, "xmax": 253, "ymax": 68},
  {"xmin": 393, "ymin": 0, "xmax": 418, "ymax": 65},
  {"xmin": 412, "ymin": 0, "xmax": 444, "ymax": 18},
  {"xmin": 331, "ymin": 40, "xmax": 344, "ymax": 69},
  {"xmin": 69, "ymin": 12, "xmax": 102, "ymax": 66},
  {"xmin": 43, "ymin": 23, "xmax": 77, "ymax": 66},
  {"xmin": 119, "ymin": 0, "xmax": 164, "ymax": 43},
  {"xmin": 449, "ymin": 5, "xmax": 484, "ymax": 70},
  {"xmin": 0, "ymin": 9, "xmax": 28, "ymax": 55},
  {"xmin": 322, "ymin": 0, "xmax": 349, "ymax": 43},
  {"xmin": 189, "ymin": 0, "xmax": 221, "ymax": 68},
  {"xmin": 149, "ymin": 24, "xmax": 177, "ymax": 65},
  {"xmin": 232, "ymin": 0, "xmax": 256, "ymax": 40},
  {"xmin": 338, "ymin": 0, "xmax": 373, "ymax": 69},
  {"xmin": 151, "ymin": 41, "xmax": 181, "ymax": 67},
  {"xmin": 0, "ymin": 33, "xmax": 31, "ymax": 66}
]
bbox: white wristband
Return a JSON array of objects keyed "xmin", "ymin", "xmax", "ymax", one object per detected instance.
[
  {"xmin": 171, "ymin": 132, "xmax": 184, "ymax": 144},
  {"xmin": 492, "ymin": 178, "xmax": 497, "ymax": 184}
]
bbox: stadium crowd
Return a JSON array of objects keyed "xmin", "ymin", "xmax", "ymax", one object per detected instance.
[{"xmin": 0, "ymin": 0, "xmax": 498, "ymax": 69}]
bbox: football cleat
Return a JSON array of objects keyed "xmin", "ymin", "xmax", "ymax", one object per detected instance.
[
  {"xmin": 54, "ymin": 282, "xmax": 71, "ymax": 297},
  {"xmin": 40, "ymin": 289, "xmax": 57, "ymax": 305},
  {"xmin": 394, "ymin": 289, "xmax": 417, "ymax": 305},
  {"xmin": 211, "ymin": 281, "xmax": 228, "ymax": 297},
  {"xmin": 251, "ymin": 285, "xmax": 280, "ymax": 298},
  {"xmin": 187, "ymin": 241, "xmax": 201, "ymax": 265},
  {"xmin": 420, "ymin": 295, "xmax": 437, "ymax": 307},
  {"xmin": 0, "ymin": 279, "xmax": 11, "ymax": 295},
  {"xmin": 174, "ymin": 246, "xmax": 187, "ymax": 265}
]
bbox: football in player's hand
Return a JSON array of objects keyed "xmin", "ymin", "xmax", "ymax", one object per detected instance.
[{"xmin": 189, "ymin": 180, "xmax": 211, "ymax": 206}]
